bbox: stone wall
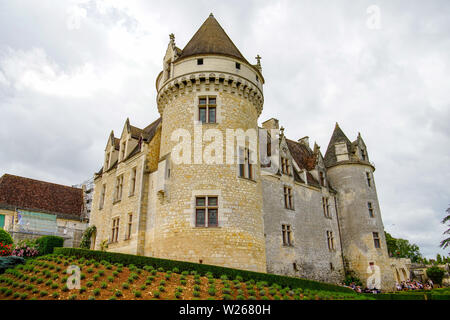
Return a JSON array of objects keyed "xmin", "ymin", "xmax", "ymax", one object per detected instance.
[
  {"xmin": 326, "ymin": 163, "xmax": 395, "ymax": 290},
  {"xmin": 151, "ymin": 87, "xmax": 266, "ymax": 272},
  {"xmin": 262, "ymin": 174, "xmax": 345, "ymax": 284}
]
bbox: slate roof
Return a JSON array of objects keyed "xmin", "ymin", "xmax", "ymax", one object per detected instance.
[
  {"xmin": 0, "ymin": 174, "xmax": 84, "ymax": 220},
  {"xmin": 178, "ymin": 14, "xmax": 250, "ymax": 65}
]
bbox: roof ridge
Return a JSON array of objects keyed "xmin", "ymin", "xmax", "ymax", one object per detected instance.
[{"xmin": 0, "ymin": 174, "xmax": 82, "ymax": 191}]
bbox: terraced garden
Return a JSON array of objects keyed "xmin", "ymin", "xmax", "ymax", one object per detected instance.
[{"xmin": 0, "ymin": 252, "xmax": 371, "ymax": 300}]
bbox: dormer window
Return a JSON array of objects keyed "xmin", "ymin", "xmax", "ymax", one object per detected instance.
[
  {"xmin": 105, "ymin": 152, "xmax": 111, "ymax": 169},
  {"xmin": 120, "ymin": 141, "xmax": 126, "ymax": 161},
  {"xmin": 281, "ymin": 157, "xmax": 290, "ymax": 175},
  {"xmin": 197, "ymin": 58, "xmax": 203, "ymax": 65},
  {"xmin": 361, "ymin": 149, "xmax": 367, "ymax": 161},
  {"xmin": 319, "ymin": 172, "xmax": 325, "ymax": 186}
]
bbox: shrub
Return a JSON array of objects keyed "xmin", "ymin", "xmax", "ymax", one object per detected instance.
[
  {"xmin": 134, "ymin": 290, "xmax": 142, "ymax": 298},
  {"xmin": 153, "ymin": 291, "xmax": 160, "ymax": 298},
  {"xmin": 208, "ymin": 288, "xmax": 216, "ymax": 296},
  {"xmin": 11, "ymin": 240, "xmax": 39, "ymax": 258},
  {"xmin": 0, "ymin": 230, "xmax": 13, "ymax": 246},
  {"xmin": 115, "ymin": 290, "xmax": 123, "ymax": 297},
  {"xmin": 193, "ymin": 291, "xmax": 200, "ymax": 297},
  {"xmin": 69, "ymin": 294, "xmax": 77, "ymax": 300},
  {"xmin": 52, "ymin": 292, "xmax": 59, "ymax": 299},
  {"xmin": 93, "ymin": 288, "xmax": 100, "ymax": 296},
  {"xmin": 35, "ymin": 236, "xmax": 64, "ymax": 256},
  {"xmin": 175, "ymin": 291, "xmax": 181, "ymax": 299}
]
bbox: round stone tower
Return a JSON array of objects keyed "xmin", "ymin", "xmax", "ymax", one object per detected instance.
[
  {"xmin": 324, "ymin": 124, "xmax": 395, "ymax": 290},
  {"xmin": 152, "ymin": 14, "xmax": 266, "ymax": 272}
]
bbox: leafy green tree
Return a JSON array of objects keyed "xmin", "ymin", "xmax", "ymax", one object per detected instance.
[
  {"xmin": 426, "ymin": 266, "xmax": 445, "ymax": 286},
  {"xmin": 385, "ymin": 232, "xmax": 422, "ymax": 262},
  {"xmin": 440, "ymin": 207, "xmax": 450, "ymax": 253}
]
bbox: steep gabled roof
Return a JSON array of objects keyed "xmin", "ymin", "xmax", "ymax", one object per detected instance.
[
  {"xmin": 286, "ymin": 139, "xmax": 317, "ymax": 171},
  {"xmin": 178, "ymin": 14, "xmax": 249, "ymax": 64},
  {"xmin": 142, "ymin": 117, "xmax": 162, "ymax": 142},
  {"xmin": 324, "ymin": 123, "xmax": 353, "ymax": 168},
  {"xmin": 0, "ymin": 174, "xmax": 84, "ymax": 220}
]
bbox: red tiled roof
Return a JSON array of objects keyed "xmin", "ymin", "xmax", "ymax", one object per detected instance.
[{"xmin": 0, "ymin": 174, "xmax": 84, "ymax": 219}]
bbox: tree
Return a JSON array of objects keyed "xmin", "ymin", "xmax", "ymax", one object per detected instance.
[
  {"xmin": 385, "ymin": 232, "xmax": 422, "ymax": 262},
  {"xmin": 440, "ymin": 206, "xmax": 450, "ymax": 253},
  {"xmin": 426, "ymin": 266, "xmax": 445, "ymax": 286}
]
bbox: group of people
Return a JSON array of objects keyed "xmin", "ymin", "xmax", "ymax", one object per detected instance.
[
  {"xmin": 344, "ymin": 282, "xmax": 381, "ymax": 294},
  {"xmin": 395, "ymin": 279, "xmax": 433, "ymax": 291},
  {"xmin": 344, "ymin": 278, "xmax": 434, "ymax": 294}
]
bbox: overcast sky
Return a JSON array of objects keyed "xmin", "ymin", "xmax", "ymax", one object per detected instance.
[{"xmin": 0, "ymin": 0, "xmax": 449, "ymax": 259}]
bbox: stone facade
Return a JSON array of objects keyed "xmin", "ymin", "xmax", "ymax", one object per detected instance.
[{"xmin": 89, "ymin": 14, "xmax": 401, "ymax": 291}]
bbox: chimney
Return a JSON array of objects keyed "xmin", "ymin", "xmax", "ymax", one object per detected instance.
[
  {"xmin": 262, "ymin": 118, "xmax": 279, "ymax": 131},
  {"xmin": 298, "ymin": 136, "xmax": 309, "ymax": 148}
]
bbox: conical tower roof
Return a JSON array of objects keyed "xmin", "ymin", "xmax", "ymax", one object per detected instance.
[
  {"xmin": 178, "ymin": 13, "xmax": 250, "ymax": 64},
  {"xmin": 324, "ymin": 123, "xmax": 353, "ymax": 167}
]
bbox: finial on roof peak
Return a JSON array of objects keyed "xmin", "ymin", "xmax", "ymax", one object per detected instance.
[
  {"xmin": 335, "ymin": 122, "xmax": 340, "ymax": 128},
  {"xmin": 209, "ymin": 13, "xmax": 214, "ymax": 17}
]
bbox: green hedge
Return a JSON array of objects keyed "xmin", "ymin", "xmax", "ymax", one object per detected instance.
[
  {"xmin": 54, "ymin": 248, "xmax": 353, "ymax": 293},
  {"xmin": 365, "ymin": 292, "xmax": 450, "ymax": 300},
  {"xmin": 36, "ymin": 236, "xmax": 64, "ymax": 255}
]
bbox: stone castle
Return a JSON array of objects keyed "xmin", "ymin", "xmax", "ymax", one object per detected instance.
[{"xmin": 89, "ymin": 14, "xmax": 408, "ymax": 290}]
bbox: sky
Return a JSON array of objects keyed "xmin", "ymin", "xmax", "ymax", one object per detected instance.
[{"xmin": 0, "ymin": 0, "xmax": 449, "ymax": 259}]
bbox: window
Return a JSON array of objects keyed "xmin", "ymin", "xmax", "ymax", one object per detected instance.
[
  {"xmin": 366, "ymin": 172, "xmax": 372, "ymax": 187},
  {"xmin": 368, "ymin": 202, "xmax": 374, "ymax": 218},
  {"xmin": 111, "ymin": 217, "xmax": 119, "ymax": 243},
  {"xmin": 238, "ymin": 147, "xmax": 254, "ymax": 180},
  {"xmin": 198, "ymin": 97, "xmax": 216, "ymax": 123},
  {"xmin": 330, "ymin": 263, "xmax": 334, "ymax": 271},
  {"xmin": 282, "ymin": 224, "xmax": 293, "ymax": 246},
  {"xmin": 99, "ymin": 184, "xmax": 106, "ymax": 209},
  {"xmin": 293, "ymin": 263, "xmax": 298, "ymax": 271},
  {"xmin": 195, "ymin": 196, "xmax": 218, "ymax": 227},
  {"xmin": 373, "ymin": 232, "xmax": 380, "ymax": 248},
  {"xmin": 120, "ymin": 141, "xmax": 126, "ymax": 161},
  {"xmin": 105, "ymin": 152, "xmax": 111, "ymax": 169},
  {"xmin": 256, "ymin": 75, "xmax": 259, "ymax": 82},
  {"xmin": 114, "ymin": 175, "xmax": 124, "ymax": 202},
  {"xmin": 322, "ymin": 197, "xmax": 331, "ymax": 218},
  {"xmin": 126, "ymin": 214, "xmax": 132, "ymax": 240},
  {"xmin": 235, "ymin": 62, "xmax": 241, "ymax": 69},
  {"xmin": 319, "ymin": 172, "xmax": 325, "ymax": 186},
  {"xmin": 327, "ymin": 231, "xmax": 335, "ymax": 250},
  {"xmin": 129, "ymin": 167, "xmax": 137, "ymax": 196},
  {"xmin": 284, "ymin": 186, "xmax": 294, "ymax": 210},
  {"xmin": 197, "ymin": 58, "xmax": 203, "ymax": 65},
  {"xmin": 361, "ymin": 149, "xmax": 367, "ymax": 161},
  {"xmin": 281, "ymin": 157, "xmax": 290, "ymax": 175}
]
